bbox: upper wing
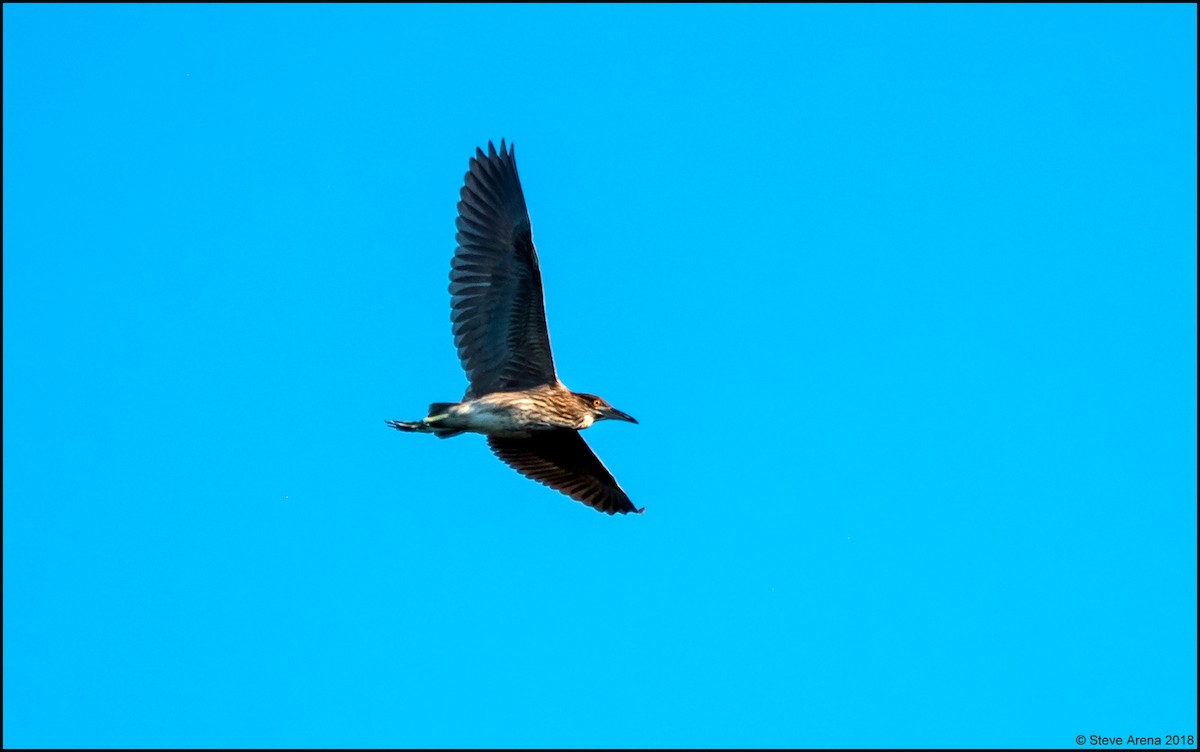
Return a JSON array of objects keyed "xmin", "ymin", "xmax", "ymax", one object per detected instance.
[
  {"xmin": 450, "ymin": 140, "xmax": 557, "ymax": 399},
  {"xmin": 487, "ymin": 430, "xmax": 642, "ymax": 515}
]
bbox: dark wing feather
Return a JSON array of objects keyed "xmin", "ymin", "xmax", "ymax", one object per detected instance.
[
  {"xmin": 450, "ymin": 140, "xmax": 557, "ymax": 399},
  {"xmin": 487, "ymin": 430, "xmax": 641, "ymax": 515}
]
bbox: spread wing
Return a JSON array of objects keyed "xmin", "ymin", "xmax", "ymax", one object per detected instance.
[
  {"xmin": 450, "ymin": 140, "xmax": 557, "ymax": 400},
  {"xmin": 487, "ymin": 430, "xmax": 641, "ymax": 515}
]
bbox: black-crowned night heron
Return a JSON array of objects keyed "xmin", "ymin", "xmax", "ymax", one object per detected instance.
[{"xmin": 388, "ymin": 141, "xmax": 641, "ymax": 515}]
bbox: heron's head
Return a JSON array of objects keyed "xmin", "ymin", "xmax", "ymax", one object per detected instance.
[{"xmin": 575, "ymin": 393, "xmax": 638, "ymax": 424}]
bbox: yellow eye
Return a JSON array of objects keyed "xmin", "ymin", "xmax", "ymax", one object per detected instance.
[{"xmin": 593, "ymin": 399, "xmax": 603, "ymax": 408}]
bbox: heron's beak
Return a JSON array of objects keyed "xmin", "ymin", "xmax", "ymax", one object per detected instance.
[{"xmin": 607, "ymin": 407, "xmax": 638, "ymax": 424}]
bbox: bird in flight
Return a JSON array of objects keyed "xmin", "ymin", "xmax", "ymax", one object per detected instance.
[{"xmin": 388, "ymin": 140, "xmax": 642, "ymax": 515}]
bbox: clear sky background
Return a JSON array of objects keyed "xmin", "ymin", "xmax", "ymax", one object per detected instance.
[{"xmin": 3, "ymin": 4, "xmax": 1196, "ymax": 749}]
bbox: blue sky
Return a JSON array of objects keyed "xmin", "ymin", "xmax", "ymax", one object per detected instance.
[{"xmin": 3, "ymin": 4, "xmax": 1196, "ymax": 748}]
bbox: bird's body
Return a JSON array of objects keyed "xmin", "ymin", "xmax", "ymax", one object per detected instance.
[
  {"xmin": 388, "ymin": 141, "xmax": 641, "ymax": 515},
  {"xmin": 391, "ymin": 384, "xmax": 602, "ymax": 437}
]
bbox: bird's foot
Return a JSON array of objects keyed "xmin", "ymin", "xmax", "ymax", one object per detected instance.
[{"xmin": 386, "ymin": 419, "xmax": 423, "ymax": 432}]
